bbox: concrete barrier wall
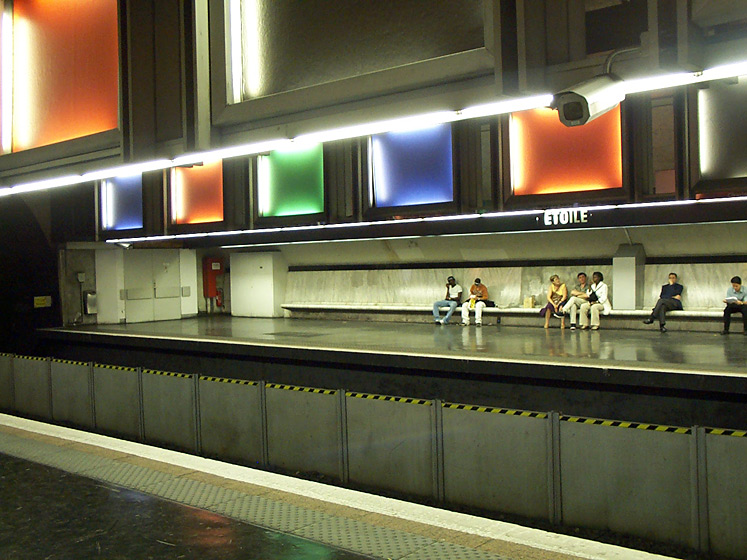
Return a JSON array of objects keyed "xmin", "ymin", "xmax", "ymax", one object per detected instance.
[
  {"xmin": 92, "ymin": 365, "xmax": 142, "ymax": 439},
  {"xmin": 3, "ymin": 353, "xmax": 746, "ymax": 559},
  {"xmin": 50, "ymin": 360, "xmax": 93, "ymax": 428},
  {"xmin": 346, "ymin": 393, "xmax": 435, "ymax": 498},
  {"xmin": 705, "ymin": 430, "xmax": 747, "ymax": 558},
  {"xmin": 265, "ymin": 383, "xmax": 341, "ymax": 479},
  {"xmin": 13, "ymin": 356, "xmax": 51, "ymax": 419},
  {"xmin": 560, "ymin": 420, "xmax": 693, "ymax": 548},
  {"xmin": 141, "ymin": 370, "xmax": 197, "ymax": 452},
  {"xmin": 0, "ymin": 354, "xmax": 13, "ymax": 410},
  {"xmin": 442, "ymin": 405, "xmax": 550, "ymax": 519},
  {"xmin": 198, "ymin": 376, "xmax": 263, "ymax": 465}
]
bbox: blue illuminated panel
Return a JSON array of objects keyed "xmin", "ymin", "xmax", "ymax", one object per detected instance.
[
  {"xmin": 101, "ymin": 175, "xmax": 143, "ymax": 231},
  {"xmin": 370, "ymin": 124, "xmax": 454, "ymax": 208}
]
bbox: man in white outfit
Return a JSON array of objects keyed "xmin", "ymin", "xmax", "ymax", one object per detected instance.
[{"xmin": 579, "ymin": 271, "xmax": 612, "ymax": 330}]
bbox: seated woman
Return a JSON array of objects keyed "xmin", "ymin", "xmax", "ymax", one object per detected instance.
[
  {"xmin": 579, "ymin": 271, "xmax": 612, "ymax": 330},
  {"xmin": 540, "ymin": 275, "xmax": 567, "ymax": 329}
]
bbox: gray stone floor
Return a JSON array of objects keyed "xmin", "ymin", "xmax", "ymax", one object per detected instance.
[{"xmin": 53, "ymin": 315, "xmax": 747, "ymax": 377}]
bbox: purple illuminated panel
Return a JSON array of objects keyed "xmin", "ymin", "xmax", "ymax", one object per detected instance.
[{"xmin": 371, "ymin": 124, "xmax": 454, "ymax": 208}]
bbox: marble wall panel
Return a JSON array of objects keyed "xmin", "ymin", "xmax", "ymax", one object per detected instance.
[
  {"xmin": 643, "ymin": 263, "xmax": 747, "ymax": 310},
  {"xmin": 286, "ymin": 261, "xmax": 746, "ymax": 310}
]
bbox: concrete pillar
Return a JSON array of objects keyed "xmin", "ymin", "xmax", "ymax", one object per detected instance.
[{"xmin": 612, "ymin": 244, "xmax": 646, "ymax": 310}]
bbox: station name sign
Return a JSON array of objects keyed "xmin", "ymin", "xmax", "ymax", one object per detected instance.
[{"xmin": 542, "ymin": 207, "xmax": 589, "ymax": 227}]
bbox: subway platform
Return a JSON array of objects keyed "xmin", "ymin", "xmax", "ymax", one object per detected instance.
[
  {"xmin": 0, "ymin": 412, "xmax": 680, "ymax": 560},
  {"xmin": 40, "ymin": 315, "xmax": 747, "ymax": 430}
]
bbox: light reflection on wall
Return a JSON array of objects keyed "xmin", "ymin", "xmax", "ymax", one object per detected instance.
[
  {"xmin": 697, "ymin": 77, "xmax": 747, "ymax": 181},
  {"xmin": 101, "ymin": 174, "xmax": 143, "ymax": 231},
  {"xmin": 257, "ymin": 144, "xmax": 324, "ymax": 217},
  {"xmin": 510, "ymin": 107, "xmax": 622, "ymax": 196},
  {"xmin": 170, "ymin": 160, "xmax": 224, "ymax": 225},
  {"xmin": 370, "ymin": 124, "xmax": 454, "ymax": 208},
  {"xmin": 10, "ymin": 0, "xmax": 119, "ymax": 152}
]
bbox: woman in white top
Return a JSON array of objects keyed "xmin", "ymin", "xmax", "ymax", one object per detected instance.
[{"xmin": 579, "ymin": 271, "xmax": 612, "ymax": 330}]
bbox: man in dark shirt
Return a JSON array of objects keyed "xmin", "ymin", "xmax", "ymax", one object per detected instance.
[{"xmin": 643, "ymin": 272, "xmax": 683, "ymax": 332}]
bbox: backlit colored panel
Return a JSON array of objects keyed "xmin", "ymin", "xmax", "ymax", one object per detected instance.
[
  {"xmin": 12, "ymin": 0, "xmax": 119, "ymax": 151},
  {"xmin": 371, "ymin": 124, "xmax": 454, "ymax": 208},
  {"xmin": 101, "ymin": 175, "xmax": 143, "ymax": 231},
  {"xmin": 510, "ymin": 107, "xmax": 622, "ymax": 196},
  {"xmin": 171, "ymin": 160, "xmax": 224, "ymax": 225},
  {"xmin": 257, "ymin": 144, "xmax": 324, "ymax": 217},
  {"xmin": 698, "ymin": 78, "xmax": 747, "ymax": 181}
]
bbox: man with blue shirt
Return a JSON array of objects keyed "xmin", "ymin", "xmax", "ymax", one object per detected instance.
[
  {"xmin": 721, "ymin": 275, "xmax": 747, "ymax": 335},
  {"xmin": 643, "ymin": 272, "xmax": 683, "ymax": 333},
  {"xmin": 433, "ymin": 276, "xmax": 462, "ymax": 325}
]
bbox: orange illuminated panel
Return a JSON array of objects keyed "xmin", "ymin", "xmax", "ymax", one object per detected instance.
[
  {"xmin": 510, "ymin": 106, "xmax": 622, "ymax": 196},
  {"xmin": 171, "ymin": 161, "xmax": 224, "ymax": 225},
  {"xmin": 12, "ymin": 0, "xmax": 119, "ymax": 151}
]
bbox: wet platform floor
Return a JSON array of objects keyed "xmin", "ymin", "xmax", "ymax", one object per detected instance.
[{"xmin": 45, "ymin": 315, "xmax": 747, "ymax": 378}]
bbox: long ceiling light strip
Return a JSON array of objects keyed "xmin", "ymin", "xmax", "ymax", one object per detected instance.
[
  {"xmin": 0, "ymin": 96, "xmax": 555, "ymax": 197},
  {"xmin": 3, "ymin": 60, "xmax": 747, "ymax": 201}
]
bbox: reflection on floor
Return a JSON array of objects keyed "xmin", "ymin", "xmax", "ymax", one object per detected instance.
[
  {"xmin": 52, "ymin": 315, "xmax": 747, "ymax": 377},
  {"xmin": 0, "ymin": 414, "xmax": 677, "ymax": 560}
]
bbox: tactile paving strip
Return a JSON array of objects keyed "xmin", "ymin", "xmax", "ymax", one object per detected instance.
[
  {"xmin": 146, "ymin": 476, "xmax": 245, "ymax": 510},
  {"xmin": 30, "ymin": 447, "xmax": 118, "ymax": 476},
  {"xmin": 400, "ymin": 541, "xmax": 509, "ymax": 560},
  {"xmin": 83, "ymin": 461, "xmax": 176, "ymax": 492},
  {"xmin": 210, "ymin": 494, "xmax": 329, "ymax": 533},
  {"xmin": 295, "ymin": 516, "xmax": 434, "ymax": 559}
]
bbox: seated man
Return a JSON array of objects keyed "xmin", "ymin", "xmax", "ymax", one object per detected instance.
[
  {"xmin": 643, "ymin": 272, "xmax": 683, "ymax": 333},
  {"xmin": 461, "ymin": 278, "xmax": 489, "ymax": 326},
  {"xmin": 722, "ymin": 275, "xmax": 747, "ymax": 335},
  {"xmin": 432, "ymin": 276, "xmax": 462, "ymax": 325},
  {"xmin": 563, "ymin": 272, "xmax": 589, "ymax": 330}
]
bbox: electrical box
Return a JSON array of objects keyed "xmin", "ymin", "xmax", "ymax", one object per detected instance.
[{"xmin": 202, "ymin": 257, "xmax": 224, "ymax": 298}]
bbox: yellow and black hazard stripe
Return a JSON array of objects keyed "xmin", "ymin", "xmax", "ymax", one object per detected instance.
[
  {"xmin": 0, "ymin": 352, "xmax": 14, "ymax": 357},
  {"xmin": 443, "ymin": 402, "xmax": 547, "ymax": 418},
  {"xmin": 346, "ymin": 391, "xmax": 431, "ymax": 406},
  {"xmin": 143, "ymin": 369, "xmax": 192, "ymax": 379},
  {"xmin": 561, "ymin": 415, "xmax": 690, "ymax": 434},
  {"xmin": 267, "ymin": 383, "xmax": 336, "ymax": 395},
  {"xmin": 705, "ymin": 427, "xmax": 747, "ymax": 438},
  {"xmin": 14, "ymin": 355, "xmax": 47, "ymax": 362},
  {"xmin": 199, "ymin": 375, "xmax": 257, "ymax": 386},
  {"xmin": 95, "ymin": 364, "xmax": 138, "ymax": 372},
  {"xmin": 51, "ymin": 358, "xmax": 88, "ymax": 366}
]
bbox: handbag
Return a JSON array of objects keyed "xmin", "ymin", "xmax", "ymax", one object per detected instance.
[{"xmin": 588, "ymin": 290, "xmax": 599, "ymax": 302}]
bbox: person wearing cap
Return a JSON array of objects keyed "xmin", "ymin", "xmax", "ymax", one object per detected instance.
[
  {"xmin": 433, "ymin": 276, "xmax": 462, "ymax": 325},
  {"xmin": 461, "ymin": 278, "xmax": 489, "ymax": 326}
]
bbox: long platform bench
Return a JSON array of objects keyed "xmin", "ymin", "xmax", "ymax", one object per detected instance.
[{"xmin": 282, "ymin": 303, "xmax": 731, "ymax": 332}]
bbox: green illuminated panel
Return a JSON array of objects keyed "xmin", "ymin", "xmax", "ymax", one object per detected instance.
[{"xmin": 258, "ymin": 145, "xmax": 324, "ymax": 217}]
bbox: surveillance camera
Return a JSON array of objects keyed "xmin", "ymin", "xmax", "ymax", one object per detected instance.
[{"xmin": 551, "ymin": 74, "xmax": 625, "ymax": 127}]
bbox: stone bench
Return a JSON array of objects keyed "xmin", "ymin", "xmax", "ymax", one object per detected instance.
[{"xmin": 282, "ymin": 303, "xmax": 731, "ymax": 332}]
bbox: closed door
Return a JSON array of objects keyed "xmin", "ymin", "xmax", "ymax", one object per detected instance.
[{"xmin": 124, "ymin": 250, "xmax": 181, "ymax": 323}]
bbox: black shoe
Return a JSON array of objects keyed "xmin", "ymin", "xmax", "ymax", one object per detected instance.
[
  {"xmin": 643, "ymin": 317, "xmax": 654, "ymax": 325},
  {"xmin": 660, "ymin": 325, "xmax": 667, "ymax": 333},
  {"xmin": 552, "ymin": 312, "xmax": 563, "ymax": 319},
  {"xmin": 721, "ymin": 329, "xmax": 729, "ymax": 335}
]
